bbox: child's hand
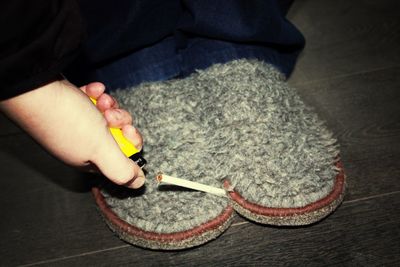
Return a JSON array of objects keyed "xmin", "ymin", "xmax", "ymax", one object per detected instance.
[{"xmin": 0, "ymin": 79, "xmax": 145, "ymax": 189}]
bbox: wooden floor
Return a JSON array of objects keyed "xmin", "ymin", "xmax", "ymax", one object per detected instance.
[{"xmin": 1, "ymin": 0, "xmax": 400, "ymax": 266}]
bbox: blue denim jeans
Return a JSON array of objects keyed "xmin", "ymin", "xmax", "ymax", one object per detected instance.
[{"xmin": 66, "ymin": 0, "xmax": 305, "ymax": 90}]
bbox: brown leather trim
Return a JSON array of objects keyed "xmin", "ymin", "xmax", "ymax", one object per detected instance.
[
  {"xmin": 92, "ymin": 187, "xmax": 234, "ymax": 242},
  {"xmin": 225, "ymin": 161, "xmax": 345, "ymax": 217}
]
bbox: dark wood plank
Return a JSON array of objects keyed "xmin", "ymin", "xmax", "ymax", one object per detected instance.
[
  {"xmin": 28, "ymin": 192, "xmax": 400, "ymax": 267},
  {"xmin": 288, "ymin": 0, "xmax": 400, "ymax": 84},
  {"xmin": 0, "ymin": 134, "xmax": 125, "ymax": 266},
  {"xmin": 292, "ymin": 67, "xmax": 400, "ymax": 200},
  {"xmin": 0, "ymin": 112, "xmax": 21, "ymax": 136}
]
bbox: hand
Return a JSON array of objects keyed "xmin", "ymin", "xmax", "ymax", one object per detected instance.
[{"xmin": 0, "ymin": 79, "xmax": 145, "ymax": 189}]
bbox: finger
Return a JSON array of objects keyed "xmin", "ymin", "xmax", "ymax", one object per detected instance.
[
  {"xmin": 122, "ymin": 124, "xmax": 143, "ymax": 151},
  {"xmin": 80, "ymin": 82, "xmax": 106, "ymax": 99},
  {"xmin": 92, "ymin": 130, "xmax": 146, "ymax": 189},
  {"xmin": 80, "ymin": 83, "xmax": 119, "ymax": 112},
  {"xmin": 96, "ymin": 93, "xmax": 118, "ymax": 112},
  {"xmin": 104, "ymin": 108, "xmax": 133, "ymax": 128}
]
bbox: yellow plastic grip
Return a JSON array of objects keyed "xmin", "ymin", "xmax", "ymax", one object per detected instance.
[{"xmin": 90, "ymin": 97, "xmax": 139, "ymax": 157}]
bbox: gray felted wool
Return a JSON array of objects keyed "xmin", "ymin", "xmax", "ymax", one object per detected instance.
[
  {"xmin": 94, "ymin": 118, "xmax": 233, "ymax": 250},
  {"xmin": 97, "ymin": 59, "xmax": 344, "ymax": 248},
  {"xmin": 95, "ymin": 64, "xmax": 241, "ymax": 249}
]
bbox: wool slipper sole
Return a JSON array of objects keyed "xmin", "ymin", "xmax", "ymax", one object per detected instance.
[
  {"xmin": 225, "ymin": 161, "xmax": 345, "ymax": 226},
  {"xmin": 92, "ymin": 187, "xmax": 234, "ymax": 250}
]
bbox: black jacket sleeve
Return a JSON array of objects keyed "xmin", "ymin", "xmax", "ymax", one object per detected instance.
[{"xmin": 0, "ymin": 0, "xmax": 84, "ymax": 100}]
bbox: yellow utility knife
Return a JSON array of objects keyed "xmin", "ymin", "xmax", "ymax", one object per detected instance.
[{"xmin": 90, "ymin": 97, "xmax": 146, "ymax": 168}]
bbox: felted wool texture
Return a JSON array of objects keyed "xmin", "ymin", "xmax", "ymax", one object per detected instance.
[
  {"xmin": 103, "ymin": 71, "xmax": 235, "ymax": 234},
  {"xmin": 100, "ymin": 178, "xmax": 229, "ymax": 234},
  {"xmin": 108, "ymin": 59, "xmax": 339, "ymax": 232}
]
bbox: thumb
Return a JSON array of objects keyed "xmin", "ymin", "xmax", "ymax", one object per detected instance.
[{"xmin": 91, "ymin": 129, "xmax": 146, "ymax": 189}]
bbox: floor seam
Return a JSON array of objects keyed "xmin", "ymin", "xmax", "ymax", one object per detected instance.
[
  {"xmin": 289, "ymin": 64, "xmax": 400, "ymax": 86},
  {"xmin": 342, "ymin": 190, "xmax": 400, "ymax": 205},
  {"xmin": 17, "ymin": 245, "xmax": 131, "ymax": 267}
]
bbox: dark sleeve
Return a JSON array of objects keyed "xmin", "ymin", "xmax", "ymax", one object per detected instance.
[{"xmin": 0, "ymin": 0, "xmax": 85, "ymax": 100}]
